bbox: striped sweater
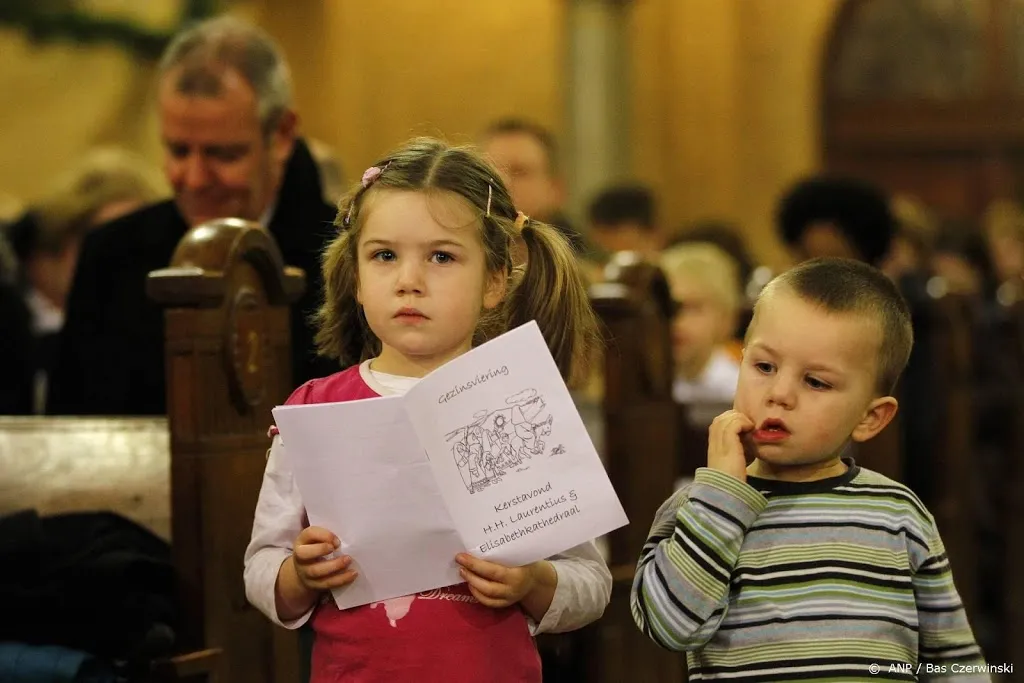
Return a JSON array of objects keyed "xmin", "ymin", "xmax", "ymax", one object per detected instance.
[{"xmin": 631, "ymin": 461, "xmax": 989, "ymax": 681}]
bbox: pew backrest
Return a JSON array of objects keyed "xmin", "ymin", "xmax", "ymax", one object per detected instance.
[
  {"xmin": 147, "ymin": 218, "xmax": 306, "ymax": 683},
  {"xmin": 0, "ymin": 417, "xmax": 169, "ymax": 538},
  {"xmin": 586, "ymin": 253, "xmax": 685, "ymax": 683},
  {"xmin": 1003, "ymin": 299, "xmax": 1024, "ymax": 660}
]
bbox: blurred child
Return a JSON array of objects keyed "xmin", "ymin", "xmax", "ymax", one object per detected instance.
[{"xmin": 660, "ymin": 242, "xmax": 742, "ymax": 424}]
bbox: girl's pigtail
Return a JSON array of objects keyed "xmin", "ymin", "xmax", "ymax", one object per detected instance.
[
  {"xmin": 313, "ymin": 192, "xmax": 377, "ymax": 368},
  {"xmin": 503, "ymin": 219, "xmax": 601, "ymax": 387}
]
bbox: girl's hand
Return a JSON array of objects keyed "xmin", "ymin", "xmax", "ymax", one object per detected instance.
[
  {"xmin": 708, "ymin": 410, "xmax": 756, "ymax": 482},
  {"xmin": 455, "ymin": 553, "xmax": 545, "ymax": 608},
  {"xmin": 292, "ymin": 525, "xmax": 358, "ymax": 591}
]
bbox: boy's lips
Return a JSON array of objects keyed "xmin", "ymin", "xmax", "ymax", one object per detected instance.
[{"xmin": 752, "ymin": 418, "xmax": 790, "ymax": 443}]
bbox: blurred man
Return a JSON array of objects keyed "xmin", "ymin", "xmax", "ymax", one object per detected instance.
[
  {"xmin": 480, "ymin": 118, "xmax": 584, "ymax": 253},
  {"xmin": 586, "ymin": 184, "xmax": 662, "ymax": 261},
  {"xmin": 0, "ymin": 230, "xmax": 32, "ymax": 414},
  {"xmin": 49, "ymin": 16, "xmax": 337, "ymax": 415}
]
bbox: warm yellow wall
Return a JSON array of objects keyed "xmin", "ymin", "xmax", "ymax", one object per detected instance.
[
  {"xmin": 630, "ymin": 0, "xmax": 840, "ymax": 269},
  {"xmin": 0, "ymin": 28, "xmax": 165, "ymax": 207},
  {"xmin": 240, "ymin": 0, "xmax": 566, "ymax": 187},
  {"xmin": 0, "ymin": 1, "xmax": 564, "ymax": 209},
  {"xmin": 0, "ymin": 0, "xmax": 839, "ymax": 270}
]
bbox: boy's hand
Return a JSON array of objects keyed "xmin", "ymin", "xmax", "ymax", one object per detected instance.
[
  {"xmin": 708, "ymin": 410, "xmax": 755, "ymax": 482},
  {"xmin": 292, "ymin": 526, "xmax": 358, "ymax": 591},
  {"xmin": 455, "ymin": 553, "xmax": 542, "ymax": 608}
]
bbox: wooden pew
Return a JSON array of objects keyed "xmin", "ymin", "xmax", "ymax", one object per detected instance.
[
  {"xmin": 857, "ymin": 286, "xmax": 980, "ymax": 624},
  {"xmin": 0, "ymin": 219, "xmax": 305, "ymax": 683},
  {"xmin": 920, "ymin": 290, "xmax": 978, "ymax": 621},
  {"xmin": 0, "ymin": 417, "xmax": 170, "ymax": 536},
  {"xmin": 844, "ymin": 284, "xmax": 981, "ymax": 626},
  {"xmin": 1001, "ymin": 299, "xmax": 1024, "ymax": 665},
  {"xmin": 581, "ymin": 252, "xmax": 686, "ymax": 683}
]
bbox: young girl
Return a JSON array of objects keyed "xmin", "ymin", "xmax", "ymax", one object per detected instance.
[{"xmin": 243, "ymin": 137, "xmax": 611, "ymax": 682}]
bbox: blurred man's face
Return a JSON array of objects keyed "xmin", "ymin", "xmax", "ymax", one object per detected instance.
[
  {"xmin": 482, "ymin": 131, "xmax": 563, "ymax": 222},
  {"xmin": 159, "ymin": 67, "xmax": 295, "ymax": 228}
]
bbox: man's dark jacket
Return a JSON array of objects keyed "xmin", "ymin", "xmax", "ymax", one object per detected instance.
[
  {"xmin": 47, "ymin": 139, "xmax": 338, "ymax": 416},
  {"xmin": 0, "ymin": 279, "xmax": 33, "ymax": 414}
]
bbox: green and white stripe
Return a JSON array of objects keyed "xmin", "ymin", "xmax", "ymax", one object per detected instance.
[{"xmin": 631, "ymin": 465, "xmax": 988, "ymax": 681}]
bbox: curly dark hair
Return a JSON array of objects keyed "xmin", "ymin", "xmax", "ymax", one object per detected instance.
[{"xmin": 776, "ymin": 176, "xmax": 894, "ymax": 266}]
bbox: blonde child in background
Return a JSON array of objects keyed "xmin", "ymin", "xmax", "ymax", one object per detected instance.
[
  {"xmin": 660, "ymin": 242, "xmax": 743, "ymax": 425},
  {"xmin": 244, "ymin": 137, "xmax": 611, "ymax": 683}
]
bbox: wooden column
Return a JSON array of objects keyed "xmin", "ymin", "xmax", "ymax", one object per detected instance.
[
  {"xmin": 566, "ymin": 0, "xmax": 630, "ymax": 219},
  {"xmin": 147, "ymin": 219, "xmax": 305, "ymax": 683}
]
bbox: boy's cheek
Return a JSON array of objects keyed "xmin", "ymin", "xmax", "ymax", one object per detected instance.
[{"xmin": 731, "ymin": 378, "xmax": 761, "ymax": 414}]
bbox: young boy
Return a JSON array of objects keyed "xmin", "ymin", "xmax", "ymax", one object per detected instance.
[{"xmin": 631, "ymin": 258, "xmax": 988, "ymax": 680}]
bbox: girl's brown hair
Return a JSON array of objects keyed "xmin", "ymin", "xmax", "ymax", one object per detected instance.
[{"xmin": 314, "ymin": 137, "xmax": 600, "ymax": 386}]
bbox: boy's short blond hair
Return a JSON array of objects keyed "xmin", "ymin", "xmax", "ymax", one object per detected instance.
[
  {"xmin": 754, "ymin": 257, "xmax": 913, "ymax": 394},
  {"xmin": 660, "ymin": 242, "xmax": 741, "ymax": 315}
]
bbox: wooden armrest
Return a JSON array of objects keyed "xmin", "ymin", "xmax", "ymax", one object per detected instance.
[{"xmin": 146, "ymin": 648, "xmax": 222, "ymax": 682}]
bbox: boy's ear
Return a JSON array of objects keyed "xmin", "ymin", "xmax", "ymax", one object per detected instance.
[
  {"xmin": 851, "ymin": 396, "xmax": 899, "ymax": 443},
  {"xmin": 483, "ymin": 267, "xmax": 507, "ymax": 310}
]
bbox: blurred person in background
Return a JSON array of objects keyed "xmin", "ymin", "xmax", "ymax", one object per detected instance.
[
  {"xmin": 48, "ymin": 16, "xmax": 338, "ymax": 416},
  {"xmin": 660, "ymin": 241, "xmax": 742, "ymax": 493},
  {"xmin": 480, "ymin": 117, "xmax": 585, "ymax": 255},
  {"xmin": 660, "ymin": 242, "xmax": 742, "ymax": 423},
  {"xmin": 777, "ymin": 175, "xmax": 894, "ymax": 267},
  {"xmin": 881, "ymin": 194, "xmax": 936, "ymax": 286},
  {"xmin": 666, "ymin": 220, "xmax": 758, "ymax": 339},
  {"xmin": 929, "ymin": 219, "xmax": 995, "ymax": 299},
  {"xmin": 983, "ymin": 199, "xmax": 1024, "ymax": 303},
  {"xmin": 3, "ymin": 148, "xmax": 164, "ymax": 413},
  {"xmin": 586, "ymin": 183, "xmax": 663, "ymax": 262},
  {"xmin": 0, "ymin": 227, "xmax": 32, "ymax": 414}
]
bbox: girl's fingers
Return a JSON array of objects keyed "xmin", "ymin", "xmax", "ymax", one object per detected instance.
[
  {"xmin": 302, "ymin": 555, "xmax": 351, "ymax": 579},
  {"xmin": 460, "ymin": 567, "xmax": 512, "ymax": 601},
  {"xmin": 294, "ymin": 542, "xmax": 339, "ymax": 561},
  {"xmin": 319, "ymin": 569, "xmax": 359, "ymax": 590}
]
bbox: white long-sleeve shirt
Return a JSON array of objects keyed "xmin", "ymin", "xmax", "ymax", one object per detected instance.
[{"xmin": 243, "ymin": 361, "xmax": 612, "ymax": 634}]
